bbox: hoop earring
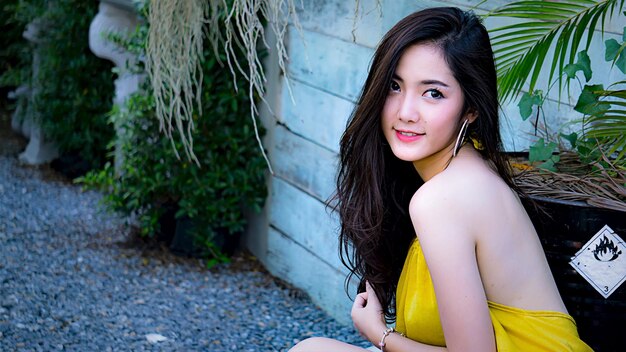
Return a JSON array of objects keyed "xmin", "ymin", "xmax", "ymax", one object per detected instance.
[{"xmin": 453, "ymin": 119, "xmax": 469, "ymax": 157}]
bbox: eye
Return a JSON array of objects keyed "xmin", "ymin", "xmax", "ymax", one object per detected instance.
[
  {"xmin": 390, "ymin": 80, "xmax": 401, "ymax": 92},
  {"xmin": 424, "ymin": 89, "xmax": 444, "ymax": 99}
]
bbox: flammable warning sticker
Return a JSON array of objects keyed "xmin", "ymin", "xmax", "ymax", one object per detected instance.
[{"xmin": 570, "ymin": 225, "xmax": 626, "ymax": 299}]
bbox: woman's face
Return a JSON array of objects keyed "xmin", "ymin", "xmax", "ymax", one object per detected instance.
[{"xmin": 381, "ymin": 43, "xmax": 473, "ymax": 171}]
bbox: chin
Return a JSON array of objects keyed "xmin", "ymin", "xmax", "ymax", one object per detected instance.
[{"xmin": 389, "ymin": 149, "xmax": 422, "ymax": 163}]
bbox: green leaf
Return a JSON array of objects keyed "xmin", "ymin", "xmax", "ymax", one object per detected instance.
[
  {"xmin": 560, "ymin": 132, "xmax": 578, "ymax": 149},
  {"xmin": 537, "ymin": 159, "xmax": 558, "ymax": 172},
  {"xmin": 604, "ymin": 29, "xmax": 626, "ymax": 73},
  {"xmin": 574, "ymin": 84, "xmax": 611, "ymax": 115},
  {"xmin": 577, "ymin": 50, "xmax": 592, "ymax": 81},
  {"xmin": 564, "ymin": 51, "xmax": 592, "ymax": 80},
  {"xmin": 518, "ymin": 92, "xmax": 534, "ymax": 120},
  {"xmin": 529, "ymin": 138, "xmax": 557, "ymax": 162},
  {"xmin": 564, "ymin": 63, "xmax": 579, "ymax": 78},
  {"xmin": 518, "ymin": 91, "xmax": 543, "ymax": 120},
  {"xmin": 606, "ymin": 38, "xmax": 621, "ymax": 61}
]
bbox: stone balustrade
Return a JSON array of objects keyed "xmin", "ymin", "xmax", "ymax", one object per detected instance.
[
  {"xmin": 11, "ymin": 17, "xmax": 59, "ymax": 165},
  {"xmin": 89, "ymin": 0, "xmax": 142, "ymax": 172}
]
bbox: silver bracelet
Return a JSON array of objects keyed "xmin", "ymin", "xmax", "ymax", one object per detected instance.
[{"xmin": 378, "ymin": 327, "xmax": 405, "ymax": 351}]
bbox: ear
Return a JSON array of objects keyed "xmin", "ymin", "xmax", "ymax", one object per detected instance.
[{"xmin": 464, "ymin": 108, "xmax": 478, "ymax": 124}]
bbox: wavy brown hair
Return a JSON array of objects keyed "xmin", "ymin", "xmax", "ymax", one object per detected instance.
[{"xmin": 333, "ymin": 7, "xmax": 518, "ymax": 322}]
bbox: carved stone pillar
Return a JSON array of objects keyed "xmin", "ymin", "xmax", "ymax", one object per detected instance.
[
  {"xmin": 9, "ymin": 85, "xmax": 29, "ymax": 136},
  {"xmin": 17, "ymin": 17, "xmax": 59, "ymax": 165},
  {"xmin": 88, "ymin": 0, "xmax": 141, "ymax": 172}
]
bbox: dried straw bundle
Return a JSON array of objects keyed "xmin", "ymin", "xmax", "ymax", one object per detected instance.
[{"xmin": 512, "ymin": 154, "xmax": 626, "ymax": 212}]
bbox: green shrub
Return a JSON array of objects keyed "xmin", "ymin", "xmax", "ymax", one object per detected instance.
[
  {"xmin": 0, "ymin": 0, "xmax": 32, "ymax": 91},
  {"xmin": 4, "ymin": 0, "xmax": 115, "ymax": 170},
  {"xmin": 81, "ymin": 5, "xmax": 267, "ymax": 264}
]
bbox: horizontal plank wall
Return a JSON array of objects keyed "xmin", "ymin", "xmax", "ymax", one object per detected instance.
[{"xmin": 244, "ymin": 0, "xmax": 626, "ymax": 326}]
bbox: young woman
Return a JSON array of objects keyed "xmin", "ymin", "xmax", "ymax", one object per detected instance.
[{"xmin": 289, "ymin": 7, "xmax": 592, "ymax": 352}]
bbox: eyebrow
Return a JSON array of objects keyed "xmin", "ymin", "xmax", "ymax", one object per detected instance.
[{"xmin": 392, "ymin": 74, "xmax": 450, "ymax": 88}]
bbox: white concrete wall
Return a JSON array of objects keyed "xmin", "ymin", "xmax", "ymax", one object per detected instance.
[{"xmin": 244, "ymin": 0, "xmax": 626, "ymax": 325}]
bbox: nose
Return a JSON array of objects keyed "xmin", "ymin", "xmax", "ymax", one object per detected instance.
[{"xmin": 398, "ymin": 95, "xmax": 419, "ymax": 123}]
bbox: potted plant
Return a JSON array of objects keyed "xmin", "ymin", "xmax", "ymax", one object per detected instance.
[{"xmin": 486, "ymin": 1, "xmax": 625, "ymax": 350}]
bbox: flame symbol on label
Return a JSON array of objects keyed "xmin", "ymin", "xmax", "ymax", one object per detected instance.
[{"xmin": 593, "ymin": 235, "xmax": 622, "ymax": 262}]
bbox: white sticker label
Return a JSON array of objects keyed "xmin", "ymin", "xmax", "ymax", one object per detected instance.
[{"xmin": 569, "ymin": 225, "xmax": 626, "ymax": 299}]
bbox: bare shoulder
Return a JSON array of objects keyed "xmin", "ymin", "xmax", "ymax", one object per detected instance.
[
  {"xmin": 408, "ymin": 171, "xmax": 477, "ymax": 245},
  {"xmin": 409, "ymin": 154, "xmax": 516, "ymax": 241}
]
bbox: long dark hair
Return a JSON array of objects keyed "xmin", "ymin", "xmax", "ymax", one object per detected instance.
[{"xmin": 333, "ymin": 7, "xmax": 517, "ymax": 322}]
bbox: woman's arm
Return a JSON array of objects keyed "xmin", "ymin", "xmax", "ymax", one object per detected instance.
[
  {"xmin": 408, "ymin": 181, "xmax": 496, "ymax": 352},
  {"xmin": 352, "ymin": 282, "xmax": 448, "ymax": 352},
  {"xmin": 288, "ymin": 337, "xmax": 371, "ymax": 352}
]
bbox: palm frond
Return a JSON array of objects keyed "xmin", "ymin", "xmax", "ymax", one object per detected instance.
[
  {"xmin": 486, "ymin": 0, "xmax": 624, "ymax": 102},
  {"xmin": 583, "ymin": 87, "xmax": 626, "ymax": 161}
]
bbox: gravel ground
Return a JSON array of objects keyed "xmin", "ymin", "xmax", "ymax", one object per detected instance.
[{"xmin": 0, "ymin": 115, "xmax": 368, "ymax": 351}]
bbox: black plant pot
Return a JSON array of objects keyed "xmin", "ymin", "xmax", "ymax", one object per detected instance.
[
  {"xmin": 155, "ymin": 201, "xmax": 178, "ymax": 244},
  {"xmin": 50, "ymin": 150, "xmax": 92, "ymax": 179},
  {"xmin": 212, "ymin": 227, "xmax": 242, "ymax": 257},
  {"xmin": 169, "ymin": 216, "xmax": 203, "ymax": 258},
  {"xmin": 522, "ymin": 196, "xmax": 626, "ymax": 352},
  {"xmin": 169, "ymin": 216, "xmax": 241, "ymax": 258}
]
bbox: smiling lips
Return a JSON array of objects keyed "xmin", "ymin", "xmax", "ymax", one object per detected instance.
[{"xmin": 395, "ymin": 128, "xmax": 424, "ymax": 142}]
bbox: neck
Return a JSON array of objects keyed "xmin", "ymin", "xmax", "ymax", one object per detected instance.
[{"xmin": 413, "ymin": 143, "xmax": 470, "ymax": 181}]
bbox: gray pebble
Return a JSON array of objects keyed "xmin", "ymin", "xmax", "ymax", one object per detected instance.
[{"xmin": 0, "ymin": 156, "xmax": 368, "ymax": 351}]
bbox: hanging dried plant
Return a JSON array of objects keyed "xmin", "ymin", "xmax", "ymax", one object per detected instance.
[
  {"xmin": 146, "ymin": 0, "xmax": 302, "ymax": 170},
  {"xmin": 217, "ymin": 0, "xmax": 302, "ymax": 173},
  {"xmin": 146, "ymin": 0, "xmax": 208, "ymax": 164},
  {"xmin": 145, "ymin": 0, "xmax": 387, "ymax": 170}
]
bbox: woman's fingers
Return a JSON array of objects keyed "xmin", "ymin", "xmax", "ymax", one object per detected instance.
[
  {"xmin": 365, "ymin": 281, "xmax": 380, "ymax": 305},
  {"xmin": 352, "ymin": 284, "xmax": 386, "ymax": 343},
  {"xmin": 351, "ymin": 293, "xmax": 370, "ymax": 339},
  {"xmin": 353, "ymin": 292, "xmax": 368, "ymax": 308}
]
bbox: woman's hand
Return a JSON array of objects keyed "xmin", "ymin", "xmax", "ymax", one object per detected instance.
[{"xmin": 351, "ymin": 281, "xmax": 387, "ymax": 344}]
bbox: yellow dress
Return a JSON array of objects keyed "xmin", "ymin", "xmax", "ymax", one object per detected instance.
[{"xmin": 395, "ymin": 239, "xmax": 593, "ymax": 351}]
